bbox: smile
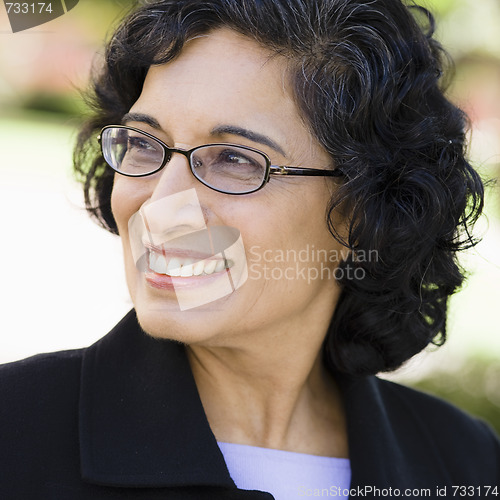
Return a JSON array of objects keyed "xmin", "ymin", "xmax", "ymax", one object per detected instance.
[{"xmin": 147, "ymin": 249, "xmax": 234, "ymax": 278}]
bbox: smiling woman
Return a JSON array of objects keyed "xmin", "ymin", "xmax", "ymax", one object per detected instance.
[
  {"xmin": 0, "ymin": 0, "xmax": 499, "ymax": 498},
  {"xmin": 107, "ymin": 29, "xmax": 347, "ymax": 351}
]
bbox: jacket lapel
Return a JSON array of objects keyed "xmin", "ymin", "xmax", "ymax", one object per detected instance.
[
  {"xmin": 79, "ymin": 310, "xmax": 236, "ymax": 489},
  {"xmin": 336, "ymin": 372, "xmax": 452, "ymax": 492}
]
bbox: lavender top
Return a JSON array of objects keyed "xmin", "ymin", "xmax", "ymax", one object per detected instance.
[{"xmin": 218, "ymin": 441, "xmax": 351, "ymax": 500}]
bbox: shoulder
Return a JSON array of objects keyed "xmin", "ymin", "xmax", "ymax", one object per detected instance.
[
  {"xmin": 0, "ymin": 310, "xmax": 138, "ymax": 401},
  {"xmin": 0, "ymin": 348, "xmax": 83, "ymax": 397},
  {"xmin": 374, "ymin": 376, "xmax": 495, "ymax": 432},
  {"xmin": 0, "ymin": 310, "xmax": 141, "ymax": 442},
  {"xmin": 0, "ymin": 348, "xmax": 84, "ymax": 431},
  {"xmin": 375, "ymin": 377, "xmax": 500, "ymax": 478},
  {"xmin": 338, "ymin": 372, "xmax": 500, "ymax": 485}
]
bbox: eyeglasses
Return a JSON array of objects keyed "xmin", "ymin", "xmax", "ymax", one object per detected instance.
[{"xmin": 98, "ymin": 125, "xmax": 343, "ymax": 195}]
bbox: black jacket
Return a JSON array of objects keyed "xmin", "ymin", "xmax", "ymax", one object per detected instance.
[{"xmin": 0, "ymin": 310, "xmax": 499, "ymax": 499}]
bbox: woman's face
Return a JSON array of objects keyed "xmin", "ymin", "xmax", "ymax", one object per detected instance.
[{"xmin": 111, "ymin": 28, "xmax": 345, "ymax": 348}]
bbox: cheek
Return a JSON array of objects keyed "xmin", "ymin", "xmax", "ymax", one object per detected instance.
[
  {"xmin": 232, "ymin": 187, "xmax": 335, "ymax": 263},
  {"xmin": 111, "ymin": 176, "xmax": 149, "ymax": 235},
  {"xmin": 272, "ymin": 187, "xmax": 333, "ymax": 244}
]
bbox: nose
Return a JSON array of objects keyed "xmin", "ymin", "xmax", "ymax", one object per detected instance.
[
  {"xmin": 149, "ymin": 150, "xmax": 196, "ymax": 202},
  {"xmin": 142, "ymin": 152, "xmax": 207, "ymax": 241}
]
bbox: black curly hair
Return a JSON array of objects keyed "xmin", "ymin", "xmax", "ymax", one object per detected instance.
[{"xmin": 74, "ymin": 0, "xmax": 484, "ymax": 376}]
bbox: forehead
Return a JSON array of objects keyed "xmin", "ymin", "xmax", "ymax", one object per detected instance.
[
  {"xmin": 145, "ymin": 28, "xmax": 288, "ymax": 99},
  {"xmin": 136, "ymin": 29, "xmax": 304, "ymax": 141}
]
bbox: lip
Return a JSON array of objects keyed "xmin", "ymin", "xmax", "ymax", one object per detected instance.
[
  {"xmin": 143, "ymin": 248, "xmax": 232, "ymax": 291},
  {"xmin": 144, "ymin": 269, "xmax": 230, "ymax": 291},
  {"xmin": 142, "ymin": 243, "xmax": 216, "ymax": 261}
]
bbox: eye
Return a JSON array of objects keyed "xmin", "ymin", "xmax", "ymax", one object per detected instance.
[
  {"xmin": 217, "ymin": 149, "xmax": 262, "ymax": 170},
  {"xmin": 127, "ymin": 135, "xmax": 157, "ymax": 151},
  {"xmin": 224, "ymin": 151, "xmax": 254, "ymax": 164},
  {"xmin": 217, "ymin": 149, "xmax": 262, "ymax": 167},
  {"xmin": 118, "ymin": 132, "xmax": 164, "ymax": 173}
]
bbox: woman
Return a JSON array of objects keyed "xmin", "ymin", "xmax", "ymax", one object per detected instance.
[{"xmin": 0, "ymin": 0, "xmax": 498, "ymax": 498}]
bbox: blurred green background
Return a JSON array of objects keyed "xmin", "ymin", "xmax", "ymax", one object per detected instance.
[{"xmin": 0, "ymin": 0, "xmax": 499, "ymax": 433}]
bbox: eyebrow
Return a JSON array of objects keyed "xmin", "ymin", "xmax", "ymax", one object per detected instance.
[
  {"xmin": 211, "ymin": 125, "xmax": 286, "ymax": 157},
  {"xmin": 121, "ymin": 112, "xmax": 161, "ymax": 129},
  {"xmin": 121, "ymin": 112, "xmax": 286, "ymax": 157}
]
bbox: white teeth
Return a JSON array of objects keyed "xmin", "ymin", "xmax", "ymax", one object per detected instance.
[
  {"xmin": 156, "ymin": 254, "xmax": 168, "ymax": 274},
  {"xmin": 149, "ymin": 252, "xmax": 158, "ymax": 271},
  {"xmin": 193, "ymin": 260, "xmax": 205, "ymax": 276},
  {"xmin": 214, "ymin": 260, "xmax": 226, "ymax": 273},
  {"xmin": 180, "ymin": 259, "xmax": 194, "ymax": 277},
  {"xmin": 167, "ymin": 257, "xmax": 182, "ymax": 277},
  {"xmin": 203, "ymin": 260, "xmax": 217, "ymax": 275},
  {"xmin": 149, "ymin": 252, "xmax": 167, "ymax": 274},
  {"xmin": 148, "ymin": 251, "xmax": 229, "ymax": 277}
]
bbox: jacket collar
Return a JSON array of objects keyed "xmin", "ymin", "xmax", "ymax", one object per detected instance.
[
  {"xmin": 79, "ymin": 310, "xmax": 235, "ymax": 488},
  {"xmin": 79, "ymin": 310, "xmax": 443, "ymax": 490}
]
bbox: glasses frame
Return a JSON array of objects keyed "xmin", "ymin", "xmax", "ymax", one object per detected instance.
[{"xmin": 98, "ymin": 125, "xmax": 343, "ymax": 195}]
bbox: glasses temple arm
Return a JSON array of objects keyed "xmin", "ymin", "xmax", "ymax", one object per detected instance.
[{"xmin": 269, "ymin": 166, "xmax": 344, "ymax": 177}]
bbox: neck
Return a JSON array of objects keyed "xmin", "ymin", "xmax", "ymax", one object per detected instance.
[{"xmin": 186, "ymin": 320, "xmax": 348, "ymax": 458}]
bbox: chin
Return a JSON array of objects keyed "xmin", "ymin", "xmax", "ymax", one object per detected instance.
[
  {"xmin": 131, "ymin": 286, "xmax": 241, "ymax": 346},
  {"xmin": 135, "ymin": 307, "xmax": 212, "ymax": 344}
]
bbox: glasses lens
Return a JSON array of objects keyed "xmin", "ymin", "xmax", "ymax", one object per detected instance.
[
  {"xmin": 101, "ymin": 127, "xmax": 165, "ymax": 176},
  {"xmin": 190, "ymin": 145, "xmax": 267, "ymax": 194}
]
